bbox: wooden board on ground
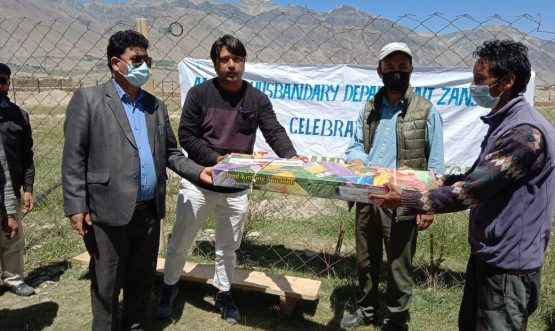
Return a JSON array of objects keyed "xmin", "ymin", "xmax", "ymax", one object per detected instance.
[{"xmin": 71, "ymin": 252, "xmax": 321, "ymax": 315}]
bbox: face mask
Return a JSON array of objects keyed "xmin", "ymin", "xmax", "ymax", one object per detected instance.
[
  {"xmin": 381, "ymin": 71, "xmax": 411, "ymax": 92},
  {"xmin": 469, "ymin": 79, "xmax": 504, "ymax": 109},
  {"xmin": 119, "ymin": 61, "xmax": 150, "ymax": 87}
]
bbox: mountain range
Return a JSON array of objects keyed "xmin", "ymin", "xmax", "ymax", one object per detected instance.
[{"xmin": 1, "ymin": 0, "xmax": 553, "ymax": 86}]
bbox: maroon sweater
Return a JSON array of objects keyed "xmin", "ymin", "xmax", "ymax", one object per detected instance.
[{"xmin": 178, "ymin": 79, "xmax": 297, "ymax": 192}]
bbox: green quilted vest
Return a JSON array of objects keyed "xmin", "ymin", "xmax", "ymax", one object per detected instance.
[{"xmin": 363, "ymin": 85, "xmax": 432, "ymax": 171}]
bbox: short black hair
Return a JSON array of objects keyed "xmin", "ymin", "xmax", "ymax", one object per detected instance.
[
  {"xmin": 210, "ymin": 34, "xmax": 247, "ymax": 65},
  {"xmin": 0, "ymin": 63, "xmax": 11, "ymax": 77},
  {"xmin": 106, "ymin": 30, "xmax": 149, "ymax": 70},
  {"xmin": 473, "ymin": 40, "xmax": 531, "ymax": 97}
]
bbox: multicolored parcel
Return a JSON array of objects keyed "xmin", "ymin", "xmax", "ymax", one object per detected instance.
[{"xmin": 212, "ymin": 154, "xmax": 438, "ymax": 204}]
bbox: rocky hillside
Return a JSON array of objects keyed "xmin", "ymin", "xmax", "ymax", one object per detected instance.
[{"xmin": 0, "ymin": 0, "xmax": 553, "ymax": 86}]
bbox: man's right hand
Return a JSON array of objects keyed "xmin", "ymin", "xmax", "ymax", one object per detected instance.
[
  {"xmin": 69, "ymin": 212, "xmax": 92, "ymax": 236},
  {"xmin": 2, "ymin": 215, "xmax": 18, "ymax": 239},
  {"xmin": 216, "ymin": 154, "xmax": 229, "ymax": 163},
  {"xmin": 350, "ymin": 159, "xmax": 365, "ymax": 166},
  {"xmin": 199, "ymin": 167, "xmax": 213, "ymax": 185}
]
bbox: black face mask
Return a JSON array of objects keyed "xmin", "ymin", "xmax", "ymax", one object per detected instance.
[{"xmin": 381, "ymin": 71, "xmax": 411, "ymax": 92}]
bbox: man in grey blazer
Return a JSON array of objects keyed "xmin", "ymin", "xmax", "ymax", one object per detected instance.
[{"xmin": 62, "ymin": 30, "xmax": 212, "ymax": 331}]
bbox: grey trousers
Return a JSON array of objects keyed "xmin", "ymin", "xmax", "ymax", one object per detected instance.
[
  {"xmin": 355, "ymin": 202, "xmax": 418, "ymax": 329},
  {"xmin": 84, "ymin": 202, "xmax": 160, "ymax": 331},
  {"xmin": 459, "ymin": 254, "xmax": 541, "ymax": 331},
  {"xmin": 0, "ymin": 200, "xmax": 25, "ymax": 286}
]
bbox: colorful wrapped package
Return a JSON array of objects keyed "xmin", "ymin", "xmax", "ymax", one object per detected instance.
[{"xmin": 212, "ymin": 154, "xmax": 438, "ymax": 204}]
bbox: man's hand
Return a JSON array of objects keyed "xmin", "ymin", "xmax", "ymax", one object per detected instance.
[
  {"xmin": 199, "ymin": 167, "xmax": 213, "ymax": 185},
  {"xmin": 69, "ymin": 212, "xmax": 92, "ymax": 236},
  {"xmin": 2, "ymin": 215, "xmax": 18, "ymax": 239},
  {"xmin": 216, "ymin": 154, "xmax": 229, "ymax": 163},
  {"xmin": 22, "ymin": 192, "xmax": 35, "ymax": 214},
  {"xmin": 350, "ymin": 159, "xmax": 365, "ymax": 166},
  {"xmin": 369, "ymin": 182, "xmax": 403, "ymax": 209},
  {"xmin": 290, "ymin": 155, "xmax": 309, "ymax": 163},
  {"xmin": 416, "ymin": 214, "xmax": 434, "ymax": 231}
]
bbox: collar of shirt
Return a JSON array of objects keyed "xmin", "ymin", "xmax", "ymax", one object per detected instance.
[
  {"xmin": 380, "ymin": 95, "xmax": 404, "ymax": 118},
  {"xmin": 480, "ymin": 95, "xmax": 526, "ymax": 127},
  {"xmin": 0, "ymin": 97, "xmax": 9, "ymax": 108},
  {"xmin": 112, "ymin": 78, "xmax": 143, "ymax": 107}
]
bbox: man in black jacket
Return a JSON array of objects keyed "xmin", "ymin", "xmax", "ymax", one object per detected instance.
[
  {"xmin": 0, "ymin": 63, "xmax": 35, "ymax": 297},
  {"xmin": 157, "ymin": 34, "xmax": 304, "ymax": 324}
]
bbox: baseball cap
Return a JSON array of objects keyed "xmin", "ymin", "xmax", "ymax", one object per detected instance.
[{"xmin": 379, "ymin": 42, "xmax": 412, "ymax": 61}]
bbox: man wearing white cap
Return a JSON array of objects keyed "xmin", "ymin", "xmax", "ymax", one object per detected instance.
[{"xmin": 341, "ymin": 42, "xmax": 445, "ymax": 330}]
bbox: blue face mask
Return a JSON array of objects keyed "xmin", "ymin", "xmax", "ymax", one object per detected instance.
[
  {"xmin": 469, "ymin": 78, "xmax": 505, "ymax": 109},
  {"xmin": 119, "ymin": 61, "xmax": 150, "ymax": 87}
]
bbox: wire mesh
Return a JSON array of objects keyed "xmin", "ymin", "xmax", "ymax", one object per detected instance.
[{"xmin": 1, "ymin": 9, "xmax": 553, "ymax": 277}]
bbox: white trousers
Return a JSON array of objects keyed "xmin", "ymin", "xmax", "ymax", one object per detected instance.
[
  {"xmin": 0, "ymin": 199, "xmax": 25, "ymax": 286},
  {"xmin": 163, "ymin": 179, "xmax": 249, "ymax": 291}
]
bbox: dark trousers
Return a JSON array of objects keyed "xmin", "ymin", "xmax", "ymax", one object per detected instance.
[
  {"xmin": 84, "ymin": 202, "xmax": 160, "ymax": 331},
  {"xmin": 355, "ymin": 203, "xmax": 417, "ymax": 329},
  {"xmin": 459, "ymin": 254, "xmax": 541, "ymax": 331}
]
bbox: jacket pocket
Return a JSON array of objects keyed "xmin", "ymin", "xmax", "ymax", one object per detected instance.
[
  {"xmin": 237, "ymin": 109, "xmax": 257, "ymax": 134},
  {"xmin": 87, "ymin": 171, "xmax": 110, "ymax": 184}
]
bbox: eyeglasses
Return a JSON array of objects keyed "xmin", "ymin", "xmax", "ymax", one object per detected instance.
[
  {"xmin": 0, "ymin": 77, "xmax": 9, "ymax": 85},
  {"xmin": 218, "ymin": 55, "xmax": 245, "ymax": 64},
  {"xmin": 119, "ymin": 55, "xmax": 152, "ymax": 68}
]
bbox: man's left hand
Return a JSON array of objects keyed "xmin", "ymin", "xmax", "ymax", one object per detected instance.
[
  {"xmin": 369, "ymin": 182, "xmax": 403, "ymax": 209},
  {"xmin": 23, "ymin": 192, "xmax": 35, "ymax": 214},
  {"xmin": 290, "ymin": 155, "xmax": 309, "ymax": 163},
  {"xmin": 416, "ymin": 214, "xmax": 434, "ymax": 231},
  {"xmin": 199, "ymin": 167, "xmax": 213, "ymax": 185},
  {"xmin": 2, "ymin": 215, "xmax": 19, "ymax": 239}
]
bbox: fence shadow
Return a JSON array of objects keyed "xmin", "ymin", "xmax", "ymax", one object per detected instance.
[
  {"xmin": 177, "ymin": 239, "xmax": 467, "ymax": 329},
  {"xmin": 0, "ymin": 301, "xmax": 59, "ymax": 330},
  {"xmin": 193, "ymin": 239, "xmax": 466, "ymax": 289},
  {"xmin": 193, "ymin": 239, "xmax": 358, "ymax": 279},
  {"xmin": 412, "ymin": 265, "xmax": 466, "ymax": 288}
]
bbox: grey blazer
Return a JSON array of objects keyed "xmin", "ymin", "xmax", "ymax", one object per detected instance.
[{"xmin": 62, "ymin": 80, "xmax": 204, "ymax": 226}]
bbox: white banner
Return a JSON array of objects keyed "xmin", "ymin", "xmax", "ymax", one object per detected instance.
[{"xmin": 178, "ymin": 58, "xmax": 535, "ymax": 174}]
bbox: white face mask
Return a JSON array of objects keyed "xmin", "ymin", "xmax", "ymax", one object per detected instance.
[
  {"xmin": 120, "ymin": 62, "xmax": 150, "ymax": 87},
  {"xmin": 116, "ymin": 57, "xmax": 151, "ymax": 87},
  {"xmin": 469, "ymin": 78, "xmax": 505, "ymax": 109}
]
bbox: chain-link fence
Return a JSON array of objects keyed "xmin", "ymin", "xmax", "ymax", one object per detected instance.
[{"xmin": 1, "ymin": 8, "xmax": 554, "ymax": 278}]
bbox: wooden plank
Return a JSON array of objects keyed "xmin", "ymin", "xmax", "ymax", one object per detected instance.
[
  {"xmin": 71, "ymin": 252, "xmax": 321, "ymax": 301},
  {"xmin": 279, "ymin": 296, "xmax": 298, "ymax": 316}
]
